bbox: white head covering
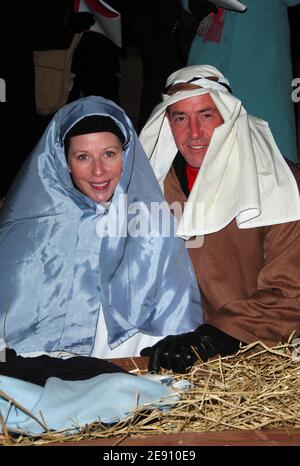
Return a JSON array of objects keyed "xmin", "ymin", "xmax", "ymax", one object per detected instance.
[{"xmin": 140, "ymin": 65, "xmax": 300, "ymax": 238}]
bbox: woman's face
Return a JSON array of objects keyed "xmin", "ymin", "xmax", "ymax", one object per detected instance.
[{"xmin": 68, "ymin": 132, "xmax": 123, "ymax": 203}]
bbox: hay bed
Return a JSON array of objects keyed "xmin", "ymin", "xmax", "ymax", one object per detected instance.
[{"xmin": 1, "ymin": 340, "xmax": 300, "ymax": 446}]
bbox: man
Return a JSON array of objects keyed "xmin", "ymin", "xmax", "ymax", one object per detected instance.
[{"xmin": 139, "ymin": 64, "xmax": 300, "ymax": 373}]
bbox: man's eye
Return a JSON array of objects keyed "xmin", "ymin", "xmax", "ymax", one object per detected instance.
[{"xmin": 174, "ymin": 116, "xmax": 186, "ymax": 123}]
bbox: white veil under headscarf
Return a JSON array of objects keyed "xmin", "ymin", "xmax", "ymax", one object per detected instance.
[{"xmin": 140, "ymin": 65, "xmax": 300, "ymax": 238}]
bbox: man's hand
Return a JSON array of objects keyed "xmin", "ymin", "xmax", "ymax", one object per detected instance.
[{"xmin": 141, "ymin": 323, "xmax": 240, "ymax": 373}]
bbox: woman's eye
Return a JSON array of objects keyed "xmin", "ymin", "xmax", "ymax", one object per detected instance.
[
  {"xmin": 104, "ymin": 151, "xmax": 115, "ymax": 158},
  {"xmin": 77, "ymin": 154, "xmax": 88, "ymax": 161}
]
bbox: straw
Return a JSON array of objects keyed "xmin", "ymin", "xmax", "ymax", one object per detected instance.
[{"xmin": 1, "ymin": 340, "xmax": 299, "ymax": 445}]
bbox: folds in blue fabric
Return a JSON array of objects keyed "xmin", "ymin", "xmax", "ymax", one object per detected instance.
[
  {"xmin": 0, "ymin": 96, "xmax": 203, "ymax": 354},
  {"xmin": 0, "ymin": 373, "xmax": 179, "ymax": 435}
]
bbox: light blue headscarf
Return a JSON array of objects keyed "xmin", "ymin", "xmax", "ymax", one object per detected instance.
[{"xmin": 0, "ymin": 96, "xmax": 203, "ymax": 354}]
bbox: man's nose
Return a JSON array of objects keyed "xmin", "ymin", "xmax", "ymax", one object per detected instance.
[
  {"xmin": 92, "ymin": 158, "xmax": 105, "ymax": 176},
  {"xmin": 189, "ymin": 118, "xmax": 203, "ymax": 139}
]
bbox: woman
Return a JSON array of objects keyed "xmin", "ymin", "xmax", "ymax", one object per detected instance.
[{"xmin": 0, "ymin": 95, "xmax": 203, "ymax": 359}]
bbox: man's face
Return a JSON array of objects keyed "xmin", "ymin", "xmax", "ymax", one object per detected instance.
[{"xmin": 167, "ymin": 93, "xmax": 224, "ymax": 168}]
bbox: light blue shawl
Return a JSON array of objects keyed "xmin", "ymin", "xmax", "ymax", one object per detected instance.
[{"xmin": 0, "ymin": 96, "xmax": 203, "ymax": 354}]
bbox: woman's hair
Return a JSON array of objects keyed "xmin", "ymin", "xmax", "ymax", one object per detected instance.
[{"xmin": 64, "ymin": 115, "xmax": 125, "ymax": 158}]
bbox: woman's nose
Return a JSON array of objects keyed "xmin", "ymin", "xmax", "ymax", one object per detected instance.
[{"xmin": 92, "ymin": 158, "xmax": 105, "ymax": 176}]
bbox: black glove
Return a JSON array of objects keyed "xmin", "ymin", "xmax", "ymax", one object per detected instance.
[
  {"xmin": 66, "ymin": 12, "xmax": 95, "ymax": 33},
  {"xmin": 140, "ymin": 323, "xmax": 241, "ymax": 373},
  {"xmin": 188, "ymin": 0, "xmax": 218, "ymax": 19},
  {"xmin": 0, "ymin": 348, "xmax": 127, "ymax": 386}
]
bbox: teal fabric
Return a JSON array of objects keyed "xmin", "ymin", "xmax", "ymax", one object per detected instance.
[
  {"xmin": 0, "ymin": 373, "xmax": 179, "ymax": 434},
  {"xmin": 0, "ymin": 96, "xmax": 203, "ymax": 354},
  {"xmin": 183, "ymin": 0, "xmax": 300, "ymax": 163}
]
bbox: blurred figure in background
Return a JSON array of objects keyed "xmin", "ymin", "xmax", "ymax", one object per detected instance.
[
  {"xmin": 125, "ymin": 0, "xmax": 217, "ymax": 131},
  {"xmin": 0, "ymin": 1, "xmax": 95, "ymax": 197},
  {"xmin": 182, "ymin": 0, "xmax": 300, "ymax": 163},
  {"xmin": 70, "ymin": 0, "xmax": 122, "ymax": 105},
  {"xmin": 0, "ymin": 1, "xmax": 123, "ymax": 197},
  {"xmin": 289, "ymin": 3, "xmax": 300, "ymax": 164}
]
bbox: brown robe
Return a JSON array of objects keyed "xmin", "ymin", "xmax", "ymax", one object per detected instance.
[{"xmin": 164, "ymin": 162, "xmax": 300, "ymax": 347}]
